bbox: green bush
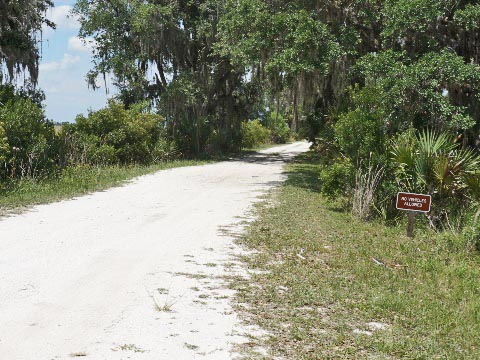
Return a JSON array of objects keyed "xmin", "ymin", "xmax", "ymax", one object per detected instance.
[
  {"xmin": 241, "ymin": 119, "xmax": 271, "ymax": 148},
  {"xmin": 319, "ymin": 157, "xmax": 355, "ymax": 199},
  {"xmin": 334, "ymin": 109, "xmax": 385, "ymax": 164},
  {"xmin": 390, "ymin": 129, "xmax": 480, "ymax": 227},
  {"xmin": 391, "ymin": 129, "xmax": 479, "ymax": 197},
  {"xmin": 151, "ymin": 138, "xmax": 180, "ymax": 162},
  {"xmin": 266, "ymin": 111, "xmax": 290, "ymax": 143},
  {"xmin": 0, "ymin": 94, "xmax": 55, "ymax": 178},
  {"xmin": 0, "ymin": 122, "xmax": 8, "ymax": 166},
  {"xmin": 60, "ymin": 100, "xmax": 174, "ymax": 165}
]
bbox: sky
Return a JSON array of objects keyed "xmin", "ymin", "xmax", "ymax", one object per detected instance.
[{"xmin": 38, "ymin": 0, "xmax": 115, "ymax": 123}]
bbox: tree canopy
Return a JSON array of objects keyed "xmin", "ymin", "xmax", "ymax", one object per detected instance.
[
  {"xmin": 72, "ymin": 0, "xmax": 480, "ymax": 154},
  {"xmin": 0, "ymin": 0, "xmax": 54, "ymax": 84},
  {"xmin": 73, "ymin": 0, "xmax": 254, "ymax": 153}
]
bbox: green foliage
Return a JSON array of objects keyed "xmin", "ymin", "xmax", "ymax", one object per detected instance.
[
  {"xmin": 263, "ymin": 10, "xmax": 342, "ymax": 77},
  {"xmin": 69, "ymin": 0, "xmax": 480, "ymax": 155},
  {"xmin": 0, "ymin": 0, "xmax": 54, "ymax": 83},
  {"xmin": 0, "ymin": 92, "xmax": 55, "ymax": 178},
  {"xmin": 381, "ymin": 0, "xmax": 443, "ymax": 48},
  {"xmin": 216, "ymin": 0, "xmax": 344, "ymax": 139},
  {"xmin": 355, "ymin": 50, "xmax": 480, "ymax": 133},
  {"xmin": 215, "ymin": 0, "xmax": 480, "ymax": 143},
  {"xmin": 241, "ymin": 119, "xmax": 271, "ymax": 149},
  {"xmin": 319, "ymin": 157, "xmax": 355, "ymax": 199},
  {"xmin": 217, "ymin": 2, "xmax": 342, "ymax": 77},
  {"xmin": 73, "ymin": 0, "xmax": 248, "ymax": 155},
  {"xmin": 454, "ymin": 4, "xmax": 480, "ymax": 31},
  {"xmin": 0, "ymin": 122, "xmax": 9, "ymax": 166},
  {"xmin": 60, "ymin": 100, "xmax": 173, "ymax": 166},
  {"xmin": 334, "ymin": 109, "xmax": 385, "ymax": 163},
  {"xmin": 265, "ymin": 112, "xmax": 290, "ymax": 144},
  {"xmin": 464, "ymin": 172, "xmax": 480, "ymax": 202},
  {"xmin": 391, "ymin": 129, "xmax": 480, "ymax": 198}
]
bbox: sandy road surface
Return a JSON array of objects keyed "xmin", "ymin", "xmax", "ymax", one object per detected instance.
[{"xmin": 0, "ymin": 142, "xmax": 309, "ymax": 359}]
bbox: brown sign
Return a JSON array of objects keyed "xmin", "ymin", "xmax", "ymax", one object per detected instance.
[{"xmin": 396, "ymin": 192, "xmax": 431, "ymax": 212}]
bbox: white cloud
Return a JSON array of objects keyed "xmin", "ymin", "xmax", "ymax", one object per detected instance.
[
  {"xmin": 35, "ymin": 5, "xmax": 114, "ymax": 122},
  {"xmin": 41, "ymin": 5, "xmax": 80, "ymax": 37},
  {"xmin": 68, "ymin": 36, "xmax": 95, "ymax": 53},
  {"xmin": 39, "ymin": 53, "xmax": 80, "ymax": 72},
  {"xmin": 49, "ymin": 5, "xmax": 80, "ymax": 30}
]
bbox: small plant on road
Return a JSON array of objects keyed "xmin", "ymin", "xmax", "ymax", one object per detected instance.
[
  {"xmin": 112, "ymin": 344, "xmax": 146, "ymax": 353},
  {"xmin": 151, "ymin": 288, "xmax": 182, "ymax": 312}
]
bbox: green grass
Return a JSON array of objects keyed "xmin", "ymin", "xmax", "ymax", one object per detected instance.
[
  {"xmin": 233, "ymin": 152, "xmax": 480, "ymax": 359},
  {"xmin": 0, "ymin": 160, "xmax": 209, "ymax": 215}
]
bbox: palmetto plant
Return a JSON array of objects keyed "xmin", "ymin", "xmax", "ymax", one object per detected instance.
[{"xmin": 391, "ymin": 129, "xmax": 479, "ymax": 197}]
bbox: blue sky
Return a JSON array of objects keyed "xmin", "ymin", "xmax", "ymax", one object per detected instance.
[{"xmin": 38, "ymin": 0, "xmax": 115, "ymax": 123}]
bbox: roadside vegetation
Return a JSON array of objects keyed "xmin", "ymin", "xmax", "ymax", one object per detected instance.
[
  {"xmin": 233, "ymin": 152, "xmax": 480, "ymax": 359},
  {"xmin": 2, "ymin": 0, "xmax": 479, "ymax": 231},
  {"xmin": 0, "ymin": 160, "xmax": 207, "ymax": 215},
  {"xmin": 0, "ymin": 84, "xmax": 286, "ymax": 213},
  {"xmin": 0, "ymin": 85, "xmax": 205, "ymax": 212},
  {"xmin": 1, "ymin": 0, "xmax": 480, "ymax": 354}
]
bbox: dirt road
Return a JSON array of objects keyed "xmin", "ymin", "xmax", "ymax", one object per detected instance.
[{"xmin": 0, "ymin": 142, "xmax": 309, "ymax": 359}]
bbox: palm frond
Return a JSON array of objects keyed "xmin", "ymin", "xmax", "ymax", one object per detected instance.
[
  {"xmin": 464, "ymin": 172, "xmax": 480, "ymax": 201},
  {"xmin": 433, "ymin": 155, "xmax": 450, "ymax": 184},
  {"xmin": 417, "ymin": 129, "xmax": 455, "ymax": 156},
  {"xmin": 391, "ymin": 137, "xmax": 414, "ymax": 167},
  {"xmin": 451, "ymin": 148, "xmax": 480, "ymax": 174}
]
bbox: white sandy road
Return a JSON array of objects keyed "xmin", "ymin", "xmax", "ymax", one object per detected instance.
[{"xmin": 0, "ymin": 141, "xmax": 309, "ymax": 360}]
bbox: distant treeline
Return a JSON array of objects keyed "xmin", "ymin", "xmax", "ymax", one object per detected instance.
[
  {"xmin": 0, "ymin": 85, "xmax": 176, "ymax": 180},
  {"xmin": 0, "ymin": 84, "xmax": 287, "ymax": 182}
]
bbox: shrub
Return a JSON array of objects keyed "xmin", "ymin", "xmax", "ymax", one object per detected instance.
[
  {"xmin": 266, "ymin": 111, "xmax": 290, "ymax": 143},
  {"xmin": 271, "ymin": 119, "xmax": 290, "ymax": 143},
  {"xmin": 319, "ymin": 157, "xmax": 355, "ymax": 199},
  {"xmin": 151, "ymin": 138, "xmax": 181, "ymax": 162},
  {"xmin": 61, "ymin": 100, "xmax": 170, "ymax": 166},
  {"xmin": 0, "ymin": 96, "xmax": 55, "ymax": 178},
  {"xmin": 334, "ymin": 109, "xmax": 385, "ymax": 164},
  {"xmin": 0, "ymin": 122, "xmax": 9, "ymax": 166},
  {"xmin": 391, "ymin": 129, "xmax": 479, "ymax": 197},
  {"xmin": 241, "ymin": 119, "xmax": 271, "ymax": 148},
  {"xmin": 391, "ymin": 129, "xmax": 480, "ymax": 231}
]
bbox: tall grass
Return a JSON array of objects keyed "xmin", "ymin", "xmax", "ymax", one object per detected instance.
[{"xmin": 352, "ymin": 162, "xmax": 384, "ymax": 220}]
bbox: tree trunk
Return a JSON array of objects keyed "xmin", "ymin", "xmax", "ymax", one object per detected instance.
[
  {"xmin": 276, "ymin": 94, "xmax": 280, "ymax": 124},
  {"xmin": 292, "ymin": 89, "xmax": 298, "ymax": 133},
  {"xmin": 195, "ymin": 108, "xmax": 201, "ymax": 155}
]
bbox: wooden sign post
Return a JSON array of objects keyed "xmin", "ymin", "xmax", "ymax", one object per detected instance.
[{"xmin": 396, "ymin": 192, "xmax": 431, "ymax": 238}]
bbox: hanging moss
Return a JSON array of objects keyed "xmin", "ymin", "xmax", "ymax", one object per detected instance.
[{"xmin": 0, "ymin": 0, "xmax": 54, "ymax": 84}]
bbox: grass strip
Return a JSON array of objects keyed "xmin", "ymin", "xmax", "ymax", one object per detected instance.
[
  {"xmin": 0, "ymin": 160, "xmax": 210, "ymax": 215},
  {"xmin": 233, "ymin": 152, "xmax": 480, "ymax": 359}
]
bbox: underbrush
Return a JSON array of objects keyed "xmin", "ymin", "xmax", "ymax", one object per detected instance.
[{"xmin": 233, "ymin": 152, "xmax": 480, "ymax": 359}]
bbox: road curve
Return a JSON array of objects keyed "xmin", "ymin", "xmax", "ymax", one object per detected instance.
[{"xmin": 0, "ymin": 141, "xmax": 310, "ymax": 359}]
